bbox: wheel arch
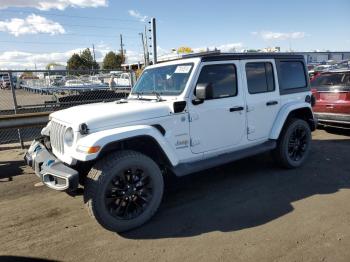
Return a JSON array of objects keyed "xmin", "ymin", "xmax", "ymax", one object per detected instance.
[
  {"xmin": 74, "ymin": 125, "xmax": 179, "ymax": 167},
  {"xmin": 270, "ymin": 103, "xmax": 316, "ymax": 140},
  {"xmin": 97, "ymin": 135, "xmax": 173, "ymax": 168}
]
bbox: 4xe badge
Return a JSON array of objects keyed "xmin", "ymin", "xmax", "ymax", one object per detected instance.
[{"xmin": 175, "ymin": 134, "xmax": 189, "ymax": 149}]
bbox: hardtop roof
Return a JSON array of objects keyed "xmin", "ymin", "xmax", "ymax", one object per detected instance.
[{"xmin": 188, "ymin": 52, "xmax": 305, "ymax": 62}]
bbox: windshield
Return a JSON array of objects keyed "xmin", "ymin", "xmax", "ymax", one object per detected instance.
[
  {"xmin": 132, "ymin": 63, "xmax": 194, "ymax": 96},
  {"xmin": 311, "ymin": 73, "xmax": 350, "ymax": 87}
]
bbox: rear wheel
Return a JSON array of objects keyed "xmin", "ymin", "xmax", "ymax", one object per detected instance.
[
  {"xmin": 273, "ymin": 118, "xmax": 311, "ymax": 169},
  {"xmin": 84, "ymin": 150, "xmax": 164, "ymax": 232}
]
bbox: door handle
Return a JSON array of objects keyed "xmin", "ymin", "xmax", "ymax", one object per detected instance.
[
  {"xmin": 266, "ymin": 101, "xmax": 278, "ymax": 106},
  {"xmin": 229, "ymin": 106, "xmax": 244, "ymax": 112}
]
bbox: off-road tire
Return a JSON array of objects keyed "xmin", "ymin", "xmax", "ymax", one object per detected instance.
[
  {"xmin": 84, "ymin": 150, "xmax": 164, "ymax": 232},
  {"xmin": 273, "ymin": 118, "xmax": 311, "ymax": 169}
]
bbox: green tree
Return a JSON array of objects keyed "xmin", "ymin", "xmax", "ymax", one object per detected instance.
[
  {"xmin": 102, "ymin": 51, "xmax": 124, "ymax": 70},
  {"xmin": 80, "ymin": 48, "xmax": 99, "ymax": 70},
  {"xmin": 67, "ymin": 53, "xmax": 83, "ymax": 71},
  {"xmin": 66, "ymin": 48, "xmax": 99, "ymax": 73}
]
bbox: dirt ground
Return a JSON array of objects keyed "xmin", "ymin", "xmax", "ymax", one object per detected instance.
[{"xmin": 0, "ymin": 129, "xmax": 350, "ymax": 262}]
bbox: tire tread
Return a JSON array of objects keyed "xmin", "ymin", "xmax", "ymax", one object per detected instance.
[{"xmin": 84, "ymin": 150, "xmax": 163, "ymax": 232}]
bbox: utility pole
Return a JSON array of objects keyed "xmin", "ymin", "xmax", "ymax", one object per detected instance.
[
  {"xmin": 144, "ymin": 25, "xmax": 149, "ymax": 66},
  {"xmin": 92, "ymin": 44, "xmax": 96, "ymax": 71},
  {"xmin": 150, "ymin": 17, "xmax": 157, "ymax": 64},
  {"xmin": 120, "ymin": 34, "xmax": 124, "ymax": 63},
  {"xmin": 139, "ymin": 32, "xmax": 147, "ymax": 67},
  {"xmin": 92, "ymin": 44, "xmax": 96, "ymax": 61}
]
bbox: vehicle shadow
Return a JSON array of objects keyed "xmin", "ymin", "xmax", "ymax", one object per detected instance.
[
  {"xmin": 122, "ymin": 137, "xmax": 350, "ymax": 239},
  {"xmin": 0, "ymin": 256, "xmax": 59, "ymax": 262},
  {"xmin": 0, "ymin": 160, "xmax": 26, "ymax": 182},
  {"xmin": 317, "ymin": 126, "xmax": 350, "ymax": 136}
]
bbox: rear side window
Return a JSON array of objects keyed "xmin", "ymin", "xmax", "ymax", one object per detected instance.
[
  {"xmin": 246, "ymin": 62, "xmax": 275, "ymax": 94},
  {"xmin": 279, "ymin": 61, "xmax": 307, "ymax": 90},
  {"xmin": 196, "ymin": 64, "xmax": 237, "ymax": 99}
]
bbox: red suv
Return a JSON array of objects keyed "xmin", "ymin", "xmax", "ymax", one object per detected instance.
[{"xmin": 311, "ymin": 70, "xmax": 350, "ymax": 128}]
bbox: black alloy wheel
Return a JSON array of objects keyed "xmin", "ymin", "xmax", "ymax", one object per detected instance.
[
  {"xmin": 287, "ymin": 126, "xmax": 309, "ymax": 162},
  {"xmin": 104, "ymin": 167, "xmax": 153, "ymax": 220}
]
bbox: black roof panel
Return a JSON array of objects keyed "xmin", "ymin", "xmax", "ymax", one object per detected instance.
[{"xmin": 188, "ymin": 52, "xmax": 305, "ymax": 62}]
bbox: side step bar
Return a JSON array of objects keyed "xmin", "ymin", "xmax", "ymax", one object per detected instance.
[{"xmin": 172, "ymin": 140, "xmax": 277, "ymax": 177}]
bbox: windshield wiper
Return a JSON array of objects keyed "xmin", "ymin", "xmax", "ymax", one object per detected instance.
[
  {"xmin": 132, "ymin": 91, "xmax": 145, "ymax": 100},
  {"xmin": 151, "ymin": 91, "xmax": 164, "ymax": 102}
]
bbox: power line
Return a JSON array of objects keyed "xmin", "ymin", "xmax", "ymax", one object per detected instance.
[
  {"xmin": 0, "ymin": 19, "xmax": 142, "ymax": 31},
  {"xmin": 40, "ymin": 22, "xmax": 141, "ymax": 30},
  {"xmin": 0, "ymin": 49, "xmax": 119, "ymax": 55},
  {"xmin": 0, "ymin": 31, "xmax": 140, "ymax": 39},
  {"xmin": 0, "ymin": 40, "xmax": 105, "ymax": 45},
  {"xmin": 0, "ymin": 9, "xmax": 144, "ymax": 23}
]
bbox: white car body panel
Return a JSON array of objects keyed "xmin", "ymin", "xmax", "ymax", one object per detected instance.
[
  {"xmin": 240, "ymin": 59, "xmax": 281, "ymax": 141},
  {"xmin": 270, "ymin": 99, "xmax": 312, "ymax": 139},
  {"xmin": 43, "ymin": 55, "xmax": 314, "ymax": 168},
  {"xmin": 187, "ymin": 60, "xmax": 246, "ymax": 154}
]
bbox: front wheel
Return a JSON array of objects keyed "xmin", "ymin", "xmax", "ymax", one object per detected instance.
[
  {"xmin": 84, "ymin": 150, "xmax": 164, "ymax": 232},
  {"xmin": 273, "ymin": 118, "xmax": 312, "ymax": 169}
]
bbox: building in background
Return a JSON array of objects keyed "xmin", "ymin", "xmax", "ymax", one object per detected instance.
[{"xmin": 297, "ymin": 51, "xmax": 350, "ymax": 64}]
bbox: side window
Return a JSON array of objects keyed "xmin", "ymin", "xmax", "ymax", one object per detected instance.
[
  {"xmin": 196, "ymin": 64, "xmax": 237, "ymax": 99},
  {"xmin": 246, "ymin": 62, "xmax": 275, "ymax": 94},
  {"xmin": 343, "ymin": 74, "xmax": 350, "ymax": 84},
  {"xmin": 279, "ymin": 61, "xmax": 307, "ymax": 90}
]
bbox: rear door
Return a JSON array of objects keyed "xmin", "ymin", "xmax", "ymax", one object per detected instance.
[{"xmin": 242, "ymin": 60, "xmax": 280, "ymax": 141}]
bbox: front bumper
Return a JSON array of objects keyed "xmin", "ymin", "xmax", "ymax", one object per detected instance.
[
  {"xmin": 314, "ymin": 113, "xmax": 350, "ymax": 128},
  {"xmin": 24, "ymin": 140, "xmax": 79, "ymax": 191}
]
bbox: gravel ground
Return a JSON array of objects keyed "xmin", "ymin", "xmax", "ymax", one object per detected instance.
[{"xmin": 0, "ymin": 129, "xmax": 350, "ymax": 262}]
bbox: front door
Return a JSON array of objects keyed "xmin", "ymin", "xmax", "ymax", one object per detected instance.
[
  {"xmin": 188, "ymin": 62, "xmax": 246, "ymax": 154},
  {"xmin": 242, "ymin": 60, "xmax": 280, "ymax": 141}
]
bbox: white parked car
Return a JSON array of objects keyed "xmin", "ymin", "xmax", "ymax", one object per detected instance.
[
  {"xmin": 113, "ymin": 72, "xmax": 131, "ymax": 87},
  {"xmin": 25, "ymin": 53, "xmax": 317, "ymax": 232}
]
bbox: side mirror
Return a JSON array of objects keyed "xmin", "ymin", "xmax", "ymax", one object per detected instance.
[{"xmin": 194, "ymin": 83, "xmax": 213, "ymax": 104}]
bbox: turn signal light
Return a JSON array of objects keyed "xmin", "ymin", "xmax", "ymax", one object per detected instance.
[
  {"xmin": 77, "ymin": 145, "xmax": 101, "ymax": 154},
  {"xmin": 87, "ymin": 146, "xmax": 101, "ymax": 154}
]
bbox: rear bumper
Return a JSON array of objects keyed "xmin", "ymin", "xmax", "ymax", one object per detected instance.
[
  {"xmin": 314, "ymin": 113, "xmax": 350, "ymax": 127},
  {"xmin": 24, "ymin": 140, "xmax": 79, "ymax": 191}
]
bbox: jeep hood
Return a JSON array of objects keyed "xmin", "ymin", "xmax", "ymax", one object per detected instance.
[{"xmin": 50, "ymin": 100, "xmax": 172, "ymax": 131}]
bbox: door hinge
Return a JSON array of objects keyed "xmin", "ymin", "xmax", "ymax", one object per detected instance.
[
  {"xmin": 247, "ymin": 126, "xmax": 255, "ymax": 134},
  {"xmin": 188, "ymin": 113, "xmax": 199, "ymax": 122},
  {"xmin": 246, "ymin": 105, "xmax": 254, "ymax": 112}
]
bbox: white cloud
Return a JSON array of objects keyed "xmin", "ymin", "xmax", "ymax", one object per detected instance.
[
  {"xmin": 0, "ymin": 14, "xmax": 65, "ymax": 36},
  {"xmin": 193, "ymin": 42, "xmax": 243, "ymax": 53},
  {"xmin": 252, "ymin": 31, "xmax": 306, "ymax": 41},
  {"xmin": 0, "ymin": 0, "xmax": 107, "ymax": 10},
  {"xmin": 0, "ymin": 49, "xmax": 76, "ymax": 69},
  {"xmin": 128, "ymin": 9, "xmax": 148, "ymax": 22},
  {"xmin": 124, "ymin": 50, "xmax": 144, "ymax": 64},
  {"xmin": 0, "ymin": 46, "xmax": 110, "ymax": 69},
  {"xmin": 0, "ymin": 42, "xmax": 246, "ymax": 69}
]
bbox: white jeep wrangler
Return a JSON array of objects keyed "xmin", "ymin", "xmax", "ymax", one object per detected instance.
[{"xmin": 25, "ymin": 53, "xmax": 317, "ymax": 232}]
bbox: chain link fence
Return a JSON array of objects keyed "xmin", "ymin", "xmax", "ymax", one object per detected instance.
[{"xmin": 0, "ymin": 69, "xmax": 134, "ymax": 147}]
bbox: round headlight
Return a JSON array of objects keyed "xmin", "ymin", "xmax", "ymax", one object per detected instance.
[{"xmin": 64, "ymin": 127, "xmax": 74, "ymax": 146}]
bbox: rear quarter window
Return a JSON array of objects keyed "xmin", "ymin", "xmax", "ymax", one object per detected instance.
[{"xmin": 277, "ymin": 60, "xmax": 309, "ymax": 94}]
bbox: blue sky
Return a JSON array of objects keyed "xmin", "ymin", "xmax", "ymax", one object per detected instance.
[{"xmin": 0, "ymin": 0, "xmax": 349, "ymax": 69}]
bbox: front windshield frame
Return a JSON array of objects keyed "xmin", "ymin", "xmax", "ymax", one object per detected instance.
[{"xmin": 131, "ymin": 62, "xmax": 194, "ymax": 96}]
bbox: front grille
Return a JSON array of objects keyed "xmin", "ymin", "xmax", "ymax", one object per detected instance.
[{"xmin": 50, "ymin": 121, "xmax": 66, "ymax": 154}]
